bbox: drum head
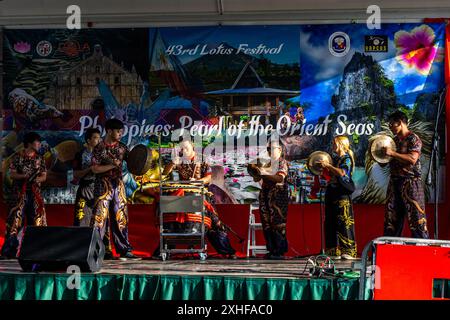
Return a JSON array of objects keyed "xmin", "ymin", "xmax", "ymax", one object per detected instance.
[{"xmin": 127, "ymin": 144, "xmax": 152, "ymax": 176}]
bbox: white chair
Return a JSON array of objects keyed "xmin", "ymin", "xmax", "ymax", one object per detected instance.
[{"xmin": 247, "ymin": 204, "xmax": 268, "ymax": 257}]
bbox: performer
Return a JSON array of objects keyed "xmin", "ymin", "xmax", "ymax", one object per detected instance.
[
  {"xmin": 73, "ymin": 128, "xmax": 101, "ymax": 226},
  {"xmin": 383, "ymin": 111, "xmax": 429, "ymax": 238},
  {"xmin": 153, "ymin": 139, "xmax": 237, "ymax": 258},
  {"xmin": 1, "ymin": 132, "xmax": 47, "ymax": 258},
  {"xmin": 91, "ymin": 119, "xmax": 139, "ymax": 260},
  {"xmin": 72, "ymin": 128, "xmax": 114, "ymax": 259},
  {"xmin": 252, "ymin": 141, "xmax": 290, "ymax": 259},
  {"xmin": 318, "ymin": 135, "xmax": 357, "ymax": 260}
]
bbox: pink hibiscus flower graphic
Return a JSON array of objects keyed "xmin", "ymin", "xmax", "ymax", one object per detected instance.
[{"xmin": 394, "ymin": 24, "xmax": 443, "ymax": 75}]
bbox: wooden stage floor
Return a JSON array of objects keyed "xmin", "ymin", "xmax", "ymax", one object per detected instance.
[{"xmin": 0, "ymin": 257, "xmax": 362, "ymax": 279}]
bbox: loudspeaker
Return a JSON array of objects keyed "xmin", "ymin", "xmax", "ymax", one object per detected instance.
[{"xmin": 18, "ymin": 226, "xmax": 104, "ymax": 272}]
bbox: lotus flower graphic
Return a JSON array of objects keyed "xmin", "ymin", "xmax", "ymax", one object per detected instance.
[
  {"xmin": 394, "ymin": 24, "xmax": 443, "ymax": 75},
  {"xmin": 13, "ymin": 41, "xmax": 31, "ymax": 54}
]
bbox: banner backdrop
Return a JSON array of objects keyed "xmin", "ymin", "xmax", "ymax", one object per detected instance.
[{"xmin": 1, "ymin": 23, "xmax": 446, "ymax": 205}]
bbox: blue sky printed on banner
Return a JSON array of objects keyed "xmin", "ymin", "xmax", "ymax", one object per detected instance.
[{"xmin": 299, "ymin": 23, "xmax": 445, "ymax": 122}]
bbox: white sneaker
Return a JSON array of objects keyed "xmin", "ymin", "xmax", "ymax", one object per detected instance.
[
  {"xmin": 341, "ymin": 254, "xmax": 357, "ymax": 260},
  {"xmin": 327, "ymin": 255, "xmax": 341, "ymax": 260}
]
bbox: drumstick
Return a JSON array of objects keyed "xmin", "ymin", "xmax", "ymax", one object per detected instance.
[{"xmin": 191, "ymin": 163, "xmax": 199, "ymax": 180}]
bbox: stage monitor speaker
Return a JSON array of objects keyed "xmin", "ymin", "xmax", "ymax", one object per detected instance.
[{"xmin": 18, "ymin": 226, "xmax": 104, "ymax": 272}]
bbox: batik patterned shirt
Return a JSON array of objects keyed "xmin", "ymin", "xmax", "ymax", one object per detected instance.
[
  {"xmin": 9, "ymin": 150, "xmax": 46, "ymax": 191},
  {"xmin": 390, "ymin": 132, "xmax": 422, "ymax": 178},
  {"xmin": 92, "ymin": 141, "xmax": 129, "ymax": 182},
  {"xmin": 172, "ymin": 155, "xmax": 212, "ymax": 181},
  {"xmin": 73, "ymin": 146, "xmax": 95, "ymax": 185},
  {"xmin": 261, "ymin": 158, "xmax": 289, "ymax": 190}
]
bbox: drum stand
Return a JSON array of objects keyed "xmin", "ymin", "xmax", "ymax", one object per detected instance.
[
  {"xmin": 159, "ymin": 181, "xmax": 208, "ymax": 261},
  {"xmin": 318, "ymin": 184, "xmax": 327, "ymax": 255}
]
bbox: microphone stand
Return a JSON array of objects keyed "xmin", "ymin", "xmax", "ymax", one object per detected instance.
[
  {"xmin": 319, "ymin": 181, "xmax": 327, "ymax": 255},
  {"xmin": 426, "ymin": 87, "xmax": 446, "ymax": 239}
]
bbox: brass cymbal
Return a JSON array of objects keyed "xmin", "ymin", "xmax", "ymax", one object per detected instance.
[
  {"xmin": 307, "ymin": 151, "xmax": 332, "ymax": 176},
  {"xmin": 247, "ymin": 164, "xmax": 262, "ymax": 179},
  {"xmin": 370, "ymin": 135, "xmax": 397, "ymax": 164}
]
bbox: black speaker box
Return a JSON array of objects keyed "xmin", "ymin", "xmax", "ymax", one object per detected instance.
[{"xmin": 18, "ymin": 226, "xmax": 104, "ymax": 272}]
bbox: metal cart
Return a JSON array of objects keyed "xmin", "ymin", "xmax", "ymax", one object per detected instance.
[{"xmin": 159, "ymin": 180, "xmax": 208, "ymax": 261}]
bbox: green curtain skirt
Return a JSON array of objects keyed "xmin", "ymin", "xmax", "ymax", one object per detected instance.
[{"xmin": 0, "ymin": 273, "xmax": 374, "ymax": 300}]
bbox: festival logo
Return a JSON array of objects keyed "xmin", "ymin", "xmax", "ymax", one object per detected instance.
[
  {"xmin": 328, "ymin": 32, "xmax": 350, "ymax": 57},
  {"xmin": 36, "ymin": 40, "xmax": 53, "ymax": 57},
  {"xmin": 365, "ymin": 35, "xmax": 388, "ymax": 52},
  {"xmin": 57, "ymin": 40, "xmax": 90, "ymax": 57}
]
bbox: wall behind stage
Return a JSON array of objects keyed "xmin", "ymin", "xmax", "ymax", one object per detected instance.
[{"xmin": 1, "ymin": 23, "xmax": 447, "ymax": 207}]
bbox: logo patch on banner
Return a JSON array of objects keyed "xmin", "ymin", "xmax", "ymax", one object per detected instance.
[
  {"xmin": 329, "ymin": 32, "xmax": 351, "ymax": 57},
  {"xmin": 36, "ymin": 40, "xmax": 53, "ymax": 57},
  {"xmin": 365, "ymin": 35, "xmax": 388, "ymax": 52}
]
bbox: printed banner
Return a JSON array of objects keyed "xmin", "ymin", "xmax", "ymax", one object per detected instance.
[{"xmin": 1, "ymin": 23, "xmax": 446, "ymax": 205}]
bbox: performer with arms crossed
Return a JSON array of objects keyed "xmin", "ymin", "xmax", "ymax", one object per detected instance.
[{"xmin": 91, "ymin": 119, "xmax": 139, "ymax": 260}]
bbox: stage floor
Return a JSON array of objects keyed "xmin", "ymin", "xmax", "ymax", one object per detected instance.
[{"xmin": 0, "ymin": 257, "xmax": 361, "ymax": 278}]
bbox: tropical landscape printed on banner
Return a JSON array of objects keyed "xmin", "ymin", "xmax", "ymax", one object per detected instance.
[{"xmin": 297, "ymin": 23, "xmax": 445, "ymax": 204}]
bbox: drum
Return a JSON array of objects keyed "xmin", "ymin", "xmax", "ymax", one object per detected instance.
[
  {"xmin": 163, "ymin": 213, "xmax": 212, "ymax": 233},
  {"xmin": 161, "ymin": 182, "xmax": 213, "ymax": 234},
  {"xmin": 127, "ymin": 144, "xmax": 159, "ymax": 176}
]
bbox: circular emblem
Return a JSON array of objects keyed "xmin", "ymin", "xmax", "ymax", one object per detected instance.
[
  {"xmin": 36, "ymin": 40, "xmax": 53, "ymax": 57},
  {"xmin": 328, "ymin": 32, "xmax": 350, "ymax": 57}
]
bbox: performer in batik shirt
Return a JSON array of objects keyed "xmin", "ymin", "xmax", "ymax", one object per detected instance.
[
  {"xmin": 91, "ymin": 119, "xmax": 139, "ymax": 260},
  {"xmin": 318, "ymin": 135, "xmax": 357, "ymax": 260},
  {"xmin": 73, "ymin": 128, "xmax": 101, "ymax": 226},
  {"xmin": 252, "ymin": 141, "xmax": 290, "ymax": 259},
  {"xmin": 383, "ymin": 111, "xmax": 429, "ymax": 239},
  {"xmin": 72, "ymin": 128, "xmax": 113, "ymax": 259},
  {"xmin": 1, "ymin": 132, "xmax": 47, "ymax": 258},
  {"xmin": 153, "ymin": 139, "xmax": 237, "ymax": 258}
]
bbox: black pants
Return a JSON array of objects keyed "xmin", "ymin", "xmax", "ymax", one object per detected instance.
[
  {"xmin": 384, "ymin": 177, "xmax": 429, "ymax": 239},
  {"xmin": 259, "ymin": 185, "xmax": 289, "ymax": 256},
  {"xmin": 325, "ymin": 187, "xmax": 357, "ymax": 257},
  {"xmin": 1, "ymin": 188, "xmax": 47, "ymax": 258},
  {"xmin": 75, "ymin": 182, "xmax": 113, "ymax": 255}
]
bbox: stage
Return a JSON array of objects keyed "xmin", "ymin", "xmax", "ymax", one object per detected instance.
[{"xmin": 0, "ymin": 258, "xmax": 371, "ymax": 300}]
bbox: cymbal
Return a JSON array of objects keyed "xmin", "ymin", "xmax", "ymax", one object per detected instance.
[
  {"xmin": 307, "ymin": 151, "xmax": 332, "ymax": 176},
  {"xmin": 371, "ymin": 135, "xmax": 397, "ymax": 164},
  {"xmin": 247, "ymin": 164, "xmax": 262, "ymax": 179}
]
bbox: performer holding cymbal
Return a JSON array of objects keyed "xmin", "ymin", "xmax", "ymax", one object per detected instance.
[
  {"xmin": 317, "ymin": 135, "xmax": 357, "ymax": 260},
  {"xmin": 382, "ymin": 111, "xmax": 429, "ymax": 238},
  {"xmin": 248, "ymin": 141, "xmax": 289, "ymax": 260}
]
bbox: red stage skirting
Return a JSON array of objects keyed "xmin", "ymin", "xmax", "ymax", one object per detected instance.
[{"xmin": 0, "ymin": 201, "xmax": 447, "ymax": 257}]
